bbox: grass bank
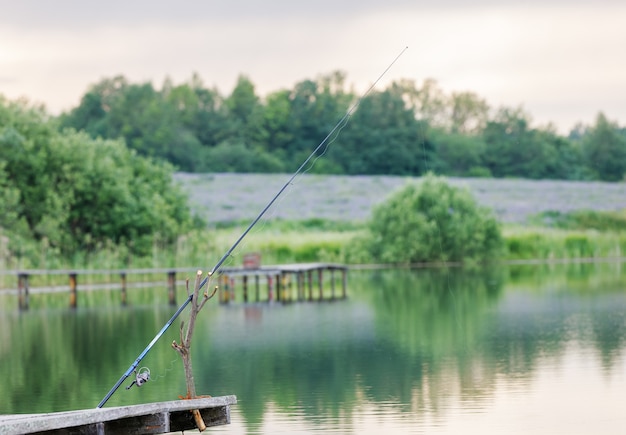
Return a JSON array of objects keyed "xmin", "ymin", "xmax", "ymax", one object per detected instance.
[
  {"xmin": 184, "ymin": 221, "xmax": 626, "ymax": 268},
  {"xmin": 3, "ymin": 173, "xmax": 626, "ymax": 273},
  {"xmin": 1, "ymin": 222, "xmax": 624, "ymax": 292}
]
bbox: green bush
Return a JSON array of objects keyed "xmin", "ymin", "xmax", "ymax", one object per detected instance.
[
  {"xmin": 0, "ymin": 96, "xmax": 197, "ymax": 262},
  {"xmin": 361, "ymin": 173, "xmax": 503, "ymax": 264}
]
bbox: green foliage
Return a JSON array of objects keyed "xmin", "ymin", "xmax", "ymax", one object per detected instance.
[
  {"xmin": 532, "ymin": 209, "xmax": 626, "ymax": 232},
  {"xmin": 56, "ymin": 73, "xmax": 626, "ymax": 182},
  {"xmin": 503, "ymin": 226, "xmax": 626, "ymax": 260},
  {"xmin": 428, "ymin": 128, "xmax": 486, "ymax": 176},
  {"xmin": 202, "ymin": 141, "xmax": 285, "ymax": 173},
  {"xmin": 481, "ymin": 107, "xmax": 584, "ymax": 180},
  {"xmin": 0, "ymin": 96, "xmax": 197, "ymax": 262},
  {"xmin": 329, "ymin": 83, "xmax": 433, "ymax": 175},
  {"xmin": 366, "ymin": 268, "xmax": 505, "ymax": 358},
  {"xmin": 361, "ymin": 173, "xmax": 504, "ymax": 264},
  {"xmin": 505, "ymin": 231, "xmax": 560, "ymax": 259},
  {"xmin": 582, "ymin": 113, "xmax": 626, "ymax": 181},
  {"xmin": 564, "ymin": 234, "xmax": 595, "ymax": 258}
]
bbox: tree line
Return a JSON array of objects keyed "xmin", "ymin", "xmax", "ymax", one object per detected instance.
[
  {"xmin": 2, "ymin": 71, "xmax": 625, "ymax": 266},
  {"xmin": 60, "ymin": 73, "xmax": 626, "ymax": 182}
]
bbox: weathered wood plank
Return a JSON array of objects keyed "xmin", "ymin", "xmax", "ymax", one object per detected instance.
[{"xmin": 0, "ymin": 396, "xmax": 237, "ymax": 435}]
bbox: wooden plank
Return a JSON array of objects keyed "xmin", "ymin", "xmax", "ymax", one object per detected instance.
[
  {"xmin": 0, "ymin": 396, "xmax": 236, "ymax": 435},
  {"xmin": 169, "ymin": 404, "xmax": 231, "ymax": 431}
]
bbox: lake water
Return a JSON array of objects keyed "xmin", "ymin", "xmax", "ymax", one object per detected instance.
[{"xmin": 1, "ymin": 262, "xmax": 626, "ymax": 434}]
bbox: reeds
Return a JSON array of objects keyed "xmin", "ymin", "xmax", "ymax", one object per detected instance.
[{"xmin": 1, "ymin": 220, "xmax": 624, "ymax": 290}]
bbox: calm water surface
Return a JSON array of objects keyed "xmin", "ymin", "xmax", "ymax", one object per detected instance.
[{"xmin": 1, "ymin": 263, "xmax": 625, "ymax": 434}]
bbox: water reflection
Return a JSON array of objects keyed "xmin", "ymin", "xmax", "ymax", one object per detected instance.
[{"xmin": 1, "ymin": 263, "xmax": 625, "ymax": 434}]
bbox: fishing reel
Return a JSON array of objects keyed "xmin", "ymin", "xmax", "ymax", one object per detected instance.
[{"xmin": 126, "ymin": 367, "xmax": 151, "ymax": 390}]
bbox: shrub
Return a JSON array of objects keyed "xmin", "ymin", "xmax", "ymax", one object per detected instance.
[
  {"xmin": 0, "ymin": 96, "xmax": 197, "ymax": 260},
  {"xmin": 362, "ymin": 173, "xmax": 503, "ymax": 264}
]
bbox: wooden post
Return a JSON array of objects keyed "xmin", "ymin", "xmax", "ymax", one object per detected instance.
[
  {"xmin": 330, "ymin": 268, "xmax": 336, "ymax": 300},
  {"xmin": 229, "ymin": 277, "xmax": 236, "ymax": 302},
  {"xmin": 255, "ymin": 275, "xmax": 260, "ymax": 302},
  {"xmin": 318, "ymin": 268, "xmax": 323, "ymax": 301},
  {"xmin": 69, "ymin": 273, "xmax": 78, "ymax": 308},
  {"xmin": 242, "ymin": 275, "xmax": 248, "ymax": 303},
  {"xmin": 167, "ymin": 271, "xmax": 177, "ymax": 305},
  {"xmin": 221, "ymin": 274, "xmax": 230, "ymax": 304},
  {"xmin": 297, "ymin": 272, "xmax": 304, "ymax": 301},
  {"xmin": 18, "ymin": 273, "xmax": 29, "ymax": 311},
  {"xmin": 307, "ymin": 270, "xmax": 313, "ymax": 301},
  {"xmin": 276, "ymin": 274, "xmax": 281, "ymax": 302},
  {"xmin": 225, "ymin": 274, "xmax": 230, "ymax": 304},
  {"xmin": 267, "ymin": 275, "xmax": 274, "ymax": 302},
  {"xmin": 341, "ymin": 268, "xmax": 347, "ymax": 299},
  {"xmin": 283, "ymin": 274, "xmax": 289, "ymax": 302},
  {"xmin": 120, "ymin": 272, "xmax": 128, "ymax": 306}
]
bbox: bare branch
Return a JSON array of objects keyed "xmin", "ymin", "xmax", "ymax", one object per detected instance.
[
  {"xmin": 172, "ymin": 270, "xmax": 216, "ymax": 432},
  {"xmin": 198, "ymin": 284, "xmax": 218, "ymax": 311},
  {"xmin": 192, "ymin": 270, "xmax": 203, "ymax": 310}
]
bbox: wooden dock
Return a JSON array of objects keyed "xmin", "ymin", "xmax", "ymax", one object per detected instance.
[
  {"xmin": 0, "ymin": 396, "xmax": 237, "ymax": 435},
  {"xmin": 218, "ymin": 262, "xmax": 348, "ymax": 304},
  {"xmin": 0, "ymin": 261, "xmax": 348, "ymax": 310}
]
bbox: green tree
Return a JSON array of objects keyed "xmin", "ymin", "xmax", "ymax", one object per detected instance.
[
  {"xmin": 360, "ymin": 173, "xmax": 503, "ymax": 264},
  {"xmin": 279, "ymin": 72, "xmax": 353, "ymax": 168},
  {"xmin": 0, "ymin": 96, "xmax": 196, "ymax": 258},
  {"xmin": 413, "ymin": 78, "xmax": 448, "ymax": 127},
  {"xmin": 449, "ymin": 91, "xmax": 489, "ymax": 134},
  {"xmin": 164, "ymin": 74, "xmax": 228, "ymax": 148},
  {"xmin": 59, "ymin": 75, "xmax": 129, "ymax": 138},
  {"xmin": 223, "ymin": 75, "xmax": 266, "ymax": 147},
  {"xmin": 60, "ymin": 75, "xmax": 220, "ymax": 172},
  {"xmin": 481, "ymin": 107, "xmax": 583, "ymax": 179},
  {"xmin": 428, "ymin": 128, "xmax": 487, "ymax": 176},
  {"xmin": 583, "ymin": 112, "xmax": 626, "ymax": 181},
  {"xmin": 261, "ymin": 89, "xmax": 293, "ymax": 162},
  {"xmin": 333, "ymin": 82, "xmax": 432, "ymax": 175},
  {"xmin": 533, "ymin": 128, "xmax": 585, "ymax": 180}
]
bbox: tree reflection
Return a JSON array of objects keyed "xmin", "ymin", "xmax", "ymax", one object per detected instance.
[{"xmin": 1, "ymin": 263, "xmax": 625, "ymax": 432}]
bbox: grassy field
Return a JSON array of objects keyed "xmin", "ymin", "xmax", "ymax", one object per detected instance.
[
  {"xmin": 175, "ymin": 173, "xmax": 626, "ymax": 225},
  {"xmin": 4, "ymin": 173, "xmax": 625, "ymax": 275}
]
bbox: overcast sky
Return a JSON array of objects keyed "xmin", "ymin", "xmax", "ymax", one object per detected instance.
[{"xmin": 1, "ymin": 0, "xmax": 624, "ymax": 133}]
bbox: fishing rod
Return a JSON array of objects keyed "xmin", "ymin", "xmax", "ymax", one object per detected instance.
[{"xmin": 97, "ymin": 46, "xmax": 408, "ymax": 409}]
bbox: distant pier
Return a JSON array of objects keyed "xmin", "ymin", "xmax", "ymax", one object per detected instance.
[
  {"xmin": 218, "ymin": 261, "xmax": 348, "ymax": 304},
  {"xmin": 0, "ymin": 258, "xmax": 348, "ymax": 310}
]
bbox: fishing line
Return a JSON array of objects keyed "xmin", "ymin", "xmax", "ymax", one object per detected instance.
[
  {"xmin": 222, "ymin": 49, "xmax": 402, "ymax": 254},
  {"xmin": 210, "ymin": 46, "xmax": 409, "ymax": 275},
  {"xmin": 97, "ymin": 45, "xmax": 408, "ymax": 408},
  {"xmin": 147, "ymin": 358, "xmax": 179, "ymax": 382}
]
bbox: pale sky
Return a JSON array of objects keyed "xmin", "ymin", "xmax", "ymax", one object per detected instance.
[{"xmin": 1, "ymin": 0, "xmax": 625, "ymax": 133}]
